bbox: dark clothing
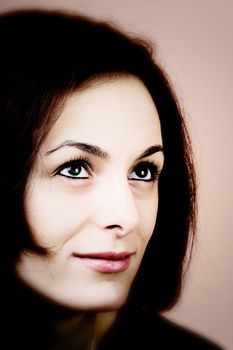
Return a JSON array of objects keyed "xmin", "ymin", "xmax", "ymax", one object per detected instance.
[
  {"xmin": 2, "ymin": 275, "xmax": 223, "ymax": 349},
  {"xmin": 99, "ymin": 305, "xmax": 224, "ymax": 349}
]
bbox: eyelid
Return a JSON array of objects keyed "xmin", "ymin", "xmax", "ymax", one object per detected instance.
[
  {"xmin": 53, "ymin": 156, "xmax": 93, "ymax": 178},
  {"xmin": 129, "ymin": 160, "xmax": 163, "ymax": 182}
]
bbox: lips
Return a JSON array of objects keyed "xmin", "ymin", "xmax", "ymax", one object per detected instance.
[{"xmin": 72, "ymin": 251, "xmax": 134, "ymax": 273}]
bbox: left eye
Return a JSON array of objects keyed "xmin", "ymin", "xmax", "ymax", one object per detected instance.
[
  {"xmin": 129, "ymin": 162, "xmax": 158, "ymax": 182},
  {"xmin": 57, "ymin": 160, "xmax": 90, "ymax": 179}
]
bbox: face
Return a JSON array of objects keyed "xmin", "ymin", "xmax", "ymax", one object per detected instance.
[{"xmin": 16, "ymin": 75, "xmax": 164, "ymax": 311}]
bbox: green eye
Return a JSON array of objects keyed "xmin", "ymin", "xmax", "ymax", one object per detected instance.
[
  {"xmin": 129, "ymin": 161, "xmax": 161, "ymax": 182},
  {"xmin": 57, "ymin": 159, "xmax": 91, "ymax": 179}
]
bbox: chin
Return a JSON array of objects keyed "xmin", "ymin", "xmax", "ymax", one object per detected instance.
[
  {"xmin": 90, "ymin": 283, "xmax": 130, "ymax": 311},
  {"xmin": 92, "ymin": 295, "xmax": 127, "ymax": 312},
  {"xmin": 61, "ymin": 284, "xmax": 130, "ymax": 312},
  {"xmin": 20, "ymin": 277, "xmax": 132, "ymax": 312}
]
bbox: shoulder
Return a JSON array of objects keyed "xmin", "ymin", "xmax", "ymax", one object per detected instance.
[{"xmin": 99, "ymin": 305, "xmax": 223, "ymax": 349}]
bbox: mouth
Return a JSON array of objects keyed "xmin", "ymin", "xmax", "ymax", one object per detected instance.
[{"xmin": 72, "ymin": 251, "xmax": 135, "ymax": 273}]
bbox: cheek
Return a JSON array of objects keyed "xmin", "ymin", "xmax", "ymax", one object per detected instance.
[
  {"xmin": 140, "ymin": 188, "xmax": 159, "ymax": 239},
  {"xmin": 135, "ymin": 188, "xmax": 159, "ymax": 262},
  {"xmin": 24, "ymin": 180, "xmax": 90, "ymax": 248}
]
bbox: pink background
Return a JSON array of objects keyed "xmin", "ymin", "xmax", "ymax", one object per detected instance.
[{"xmin": 1, "ymin": 0, "xmax": 232, "ymax": 348}]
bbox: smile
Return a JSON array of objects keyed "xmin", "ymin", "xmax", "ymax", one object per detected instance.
[{"xmin": 72, "ymin": 251, "xmax": 135, "ymax": 273}]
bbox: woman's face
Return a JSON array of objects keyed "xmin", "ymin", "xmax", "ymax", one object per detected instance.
[{"xmin": 16, "ymin": 75, "xmax": 164, "ymax": 311}]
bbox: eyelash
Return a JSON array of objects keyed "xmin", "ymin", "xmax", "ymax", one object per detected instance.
[
  {"xmin": 54, "ymin": 156, "xmax": 162, "ymax": 182},
  {"xmin": 129, "ymin": 161, "xmax": 162, "ymax": 182},
  {"xmin": 55, "ymin": 156, "xmax": 92, "ymax": 180}
]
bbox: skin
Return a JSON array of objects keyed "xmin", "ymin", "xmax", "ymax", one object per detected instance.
[{"xmin": 15, "ymin": 75, "xmax": 164, "ymax": 344}]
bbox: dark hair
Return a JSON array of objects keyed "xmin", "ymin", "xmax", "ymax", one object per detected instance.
[{"xmin": 0, "ymin": 9, "xmax": 196, "ymax": 312}]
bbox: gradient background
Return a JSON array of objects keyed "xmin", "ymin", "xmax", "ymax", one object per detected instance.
[{"xmin": 0, "ymin": 0, "xmax": 232, "ymax": 349}]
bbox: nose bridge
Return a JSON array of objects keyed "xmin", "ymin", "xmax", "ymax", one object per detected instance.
[{"xmin": 95, "ymin": 174, "xmax": 140, "ymax": 233}]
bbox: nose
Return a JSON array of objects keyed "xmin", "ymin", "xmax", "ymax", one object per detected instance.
[{"xmin": 92, "ymin": 176, "xmax": 140, "ymax": 236}]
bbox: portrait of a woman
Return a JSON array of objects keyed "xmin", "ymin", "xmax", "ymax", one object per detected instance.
[{"xmin": 0, "ymin": 9, "xmax": 223, "ymax": 349}]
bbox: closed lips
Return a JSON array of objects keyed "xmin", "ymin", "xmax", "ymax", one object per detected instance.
[
  {"xmin": 72, "ymin": 252, "xmax": 134, "ymax": 260},
  {"xmin": 72, "ymin": 251, "xmax": 135, "ymax": 273}
]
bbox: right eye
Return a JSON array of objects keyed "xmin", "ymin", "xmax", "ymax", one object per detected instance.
[{"xmin": 56, "ymin": 159, "xmax": 91, "ymax": 180}]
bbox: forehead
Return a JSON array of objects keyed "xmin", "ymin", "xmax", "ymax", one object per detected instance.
[{"xmin": 41, "ymin": 75, "xmax": 162, "ymax": 154}]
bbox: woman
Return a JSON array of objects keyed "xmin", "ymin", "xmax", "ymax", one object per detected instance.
[{"xmin": 0, "ymin": 9, "xmax": 222, "ymax": 349}]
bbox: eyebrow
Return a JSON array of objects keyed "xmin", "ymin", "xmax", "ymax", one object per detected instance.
[
  {"xmin": 136, "ymin": 145, "xmax": 163, "ymax": 160},
  {"xmin": 46, "ymin": 140, "xmax": 109, "ymax": 159},
  {"xmin": 45, "ymin": 140, "xmax": 163, "ymax": 159}
]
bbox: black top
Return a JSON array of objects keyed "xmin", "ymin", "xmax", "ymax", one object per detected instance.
[{"xmin": 99, "ymin": 305, "xmax": 224, "ymax": 349}]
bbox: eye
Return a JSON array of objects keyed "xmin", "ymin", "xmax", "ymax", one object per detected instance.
[
  {"xmin": 56, "ymin": 158, "xmax": 91, "ymax": 179},
  {"xmin": 128, "ymin": 161, "xmax": 161, "ymax": 182}
]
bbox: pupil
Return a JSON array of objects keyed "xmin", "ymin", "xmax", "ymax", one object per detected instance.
[
  {"xmin": 68, "ymin": 164, "xmax": 81, "ymax": 175},
  {"xmin": 136, "ymin": 167, "xmax": 148, "ymax": 178}
]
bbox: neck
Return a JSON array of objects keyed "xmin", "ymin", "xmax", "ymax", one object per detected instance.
[
  {"xmin": 49, "ymin": 309, "xmax": 117, "ymax": 350},
  {"xmin": 95, "ymin": 310, "xmax": 117, "ymax": 346}
]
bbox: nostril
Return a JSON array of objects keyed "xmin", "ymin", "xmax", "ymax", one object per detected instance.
[{"xmin": 105, "ymin": 224, "xmax": 122, "ymax": 230}]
